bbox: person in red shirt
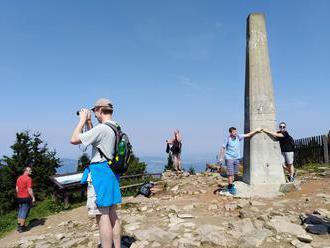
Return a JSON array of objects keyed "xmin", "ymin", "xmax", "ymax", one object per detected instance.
[{"xmin": 16, "ymin": 167, "xmax": 35, "ymax": 233}]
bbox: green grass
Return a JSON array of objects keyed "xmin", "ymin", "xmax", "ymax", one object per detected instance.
[
  {"xmin": 299, "ymin": 163, "xmax": 328, "ymax": 173},
  {"xmin": 0, "ymin": 196, "xmax": 85, "ymax": 238},
  {"xmin": 0, "ymin": 177, "xmax": 160, "ymax": 237}
]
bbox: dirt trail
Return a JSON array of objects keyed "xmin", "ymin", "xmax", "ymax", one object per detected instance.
[{"xmin": 1, "ymin": 170, "xmax": 329, "ymax": 248}]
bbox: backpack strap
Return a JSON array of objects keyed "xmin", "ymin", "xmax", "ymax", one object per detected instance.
[{"xmin": 97, "ymin": 122, "xmax": 119, "ymax": 162}]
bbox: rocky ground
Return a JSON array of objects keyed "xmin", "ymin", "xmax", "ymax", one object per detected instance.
[{"xmin": 1, "ymin": 167, "xmax": 330, "ymax": 248}]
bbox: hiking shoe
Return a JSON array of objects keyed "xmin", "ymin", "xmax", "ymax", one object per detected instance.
[
  {"xmin": 219, "ymin": 186, "xmax": 236, "ymax": 196},
  {"xmin": 289, "ymin": 176, "xmax": 295, "ymax": 182},
  {"xmin": 17, "ymin": 226, "xmax": 28, "ymax": 233},
  {"xmin": 218, "ymin": 189, "xmax": 232, "ymax": 197},
  {"xmin": 228, "ymin": 186, "xmax": 237, "ymax": 195}
]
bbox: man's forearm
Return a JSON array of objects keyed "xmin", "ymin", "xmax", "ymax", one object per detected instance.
[
  {"xmin": 86, "ymin": 120, "xmax": 93, "ymax": 130},
  {"xmin": 28, "ymin": 188, "xmax": 35, "ymax": 200},
  {"xmin": 245, "ymin": 129, "xmax": 259, "ymax": 138},
  {"xmin": 219, "ymin": 148, "xmax": 225, "ymax": 160},
  {"xmin": 70, "ymin": 121, "xmax": 85, "ymax": 144}
]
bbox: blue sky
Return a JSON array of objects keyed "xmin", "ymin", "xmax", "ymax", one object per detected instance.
[{"xmin": 0, "ymin": 0, "xmax": 329, "ymax": 160}]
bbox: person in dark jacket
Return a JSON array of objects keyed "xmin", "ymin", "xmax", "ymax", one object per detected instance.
[
  {"xmin": 166, "ymin": 130, "xmax": 182, "ymax": 171},
  {"xmin": 263, "ymin": 122, "xmax": 296, "ymax": 182}
]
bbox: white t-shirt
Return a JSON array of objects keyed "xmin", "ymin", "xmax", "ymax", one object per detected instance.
[{"xmin": 79, "ymin": 120, "xmax": 116, "ymax": 163}]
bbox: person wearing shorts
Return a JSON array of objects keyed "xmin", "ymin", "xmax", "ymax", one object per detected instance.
[
  {"xmin": 71, "ymin": 98, "xmax": 121, "ymax": 248},
  {"xmin": 16, "ymin": 166, "xmax": 35, "ymax": 233},
  {"xmin": 263, "ymin": 122, "xmax": 296, "ymax": 182},
  {"xmin": 219, "ymin": 127, "xmax": 261, "ymax": 195}
]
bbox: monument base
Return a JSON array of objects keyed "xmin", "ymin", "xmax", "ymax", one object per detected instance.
[{"xmin": 219, "ymin": 181, "xmax": 301, "ymax": 198}]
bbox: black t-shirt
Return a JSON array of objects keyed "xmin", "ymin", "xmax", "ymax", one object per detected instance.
[{"xmin": 277, "ymin": 131, "xmax": 294, "ymax": 152}]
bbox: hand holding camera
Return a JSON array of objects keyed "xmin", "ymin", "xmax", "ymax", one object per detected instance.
[{"xmin": 77, "ymin": 108, "xmax": 90, "ymax": 124}]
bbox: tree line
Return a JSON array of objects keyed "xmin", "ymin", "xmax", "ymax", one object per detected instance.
[{"xmin": 0, "ymin": 131, "xmax": 147, "ymax": 215}]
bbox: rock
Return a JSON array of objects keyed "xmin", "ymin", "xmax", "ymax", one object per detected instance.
[
  {"xmin": 239, "ymin": 210, "xmax": 254, "ymax": 219},
  {"xmin": 249, "ymin": 200, "xmax": 266, "ymax": 206},
  {"xmin": 224, "ymin": 203, "xmax": 237, "ymax": 211},
  {"xmin": 236, "ymin": 218, "xmax": 257, "ymax": 235},
  {"xmin": 291, "ymin": 239, "xmax": 312, "ymax": 248},
  {"xmin": 134, "ymin": 227, "xmax": 176, "ymax": 242},
  {"xmin": 257, "ymin": 214, "xmax": 269, "ymax": 222},
  {"xmin": 55, "ymin": 233, "xmax": 65, "ymax": 240},
  {"xmin": 124, "ymin": 222, "xmax": 140, "ymax": 233},
  {"xmin": 151, "ymin": 241, "xmax": 161, "ymax": 247},
  {"xmin": 197, "ymin": 225, "xmax": 227, "ymax": 246},
  {"xmin": 168, "ymin": 213, "xmax": 184, "ymax": 226},
  {"xmin": 313, "ymin": 208, "xmax": 330, "ymax": 218},
  {"xmin": 183, "ymin": 204, "xmax": 195, "ymax": 210},
  {"xmin": 316, "ymin": 193, "xmax": 330, "ymax": 199},
  {"xmin": 208, "ymin": 204, "xmax": 218, "ymax": 210},
  {"xmin": 171, "ymin": 185, "xmax": 179, "ymax": 191},
  {"xmin": 297, "ymin": 234, "xmax": 313, "ymax": 243},
  {"xmin": 182, "ymin": 172, "xmax": 190, "ymax": 177},
  {"xmin": 237, "ymin": 199, "xmax": 250, "ymax": 208},
  {"xmin": 266, "ymin": 216, "xmax": 306, "ymax": 236},
  {"xmin": 238, "ymin": 229, "xmax": 272, "ymax": 248},
  {"xmin": 175, "ymin": 237, "xmax": 201, "ymax": 247},
  {"xmin": 139, "ymin": 206, "xmax": 148, "ymax": 211},
  {"xmin": 177, "ymin": 213, "xmax": 195, "ymax": 219},
  {"xmin": 20, "ymin": 241, "xmax": 34, "ymax": 248},
  {"xmin": 167, "ymin": 204, "xmax": 179, "ymax": 213},
  {"xmin": 130, "ymin": 240, "xmax": 149, "ymax": 248},
  {"xmin": 279, "ymin": 182, "xmax": 301, "ymax": 193}
]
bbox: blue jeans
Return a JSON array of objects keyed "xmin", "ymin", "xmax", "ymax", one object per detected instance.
[{"xmin": 18, "ymin": 203, "xmax": 31, "ymax": 219}]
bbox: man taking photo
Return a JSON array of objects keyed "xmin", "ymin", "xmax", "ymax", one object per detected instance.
[{"xmin": 70, "ymin": 98, "xmax": 121, "ymax": 248}]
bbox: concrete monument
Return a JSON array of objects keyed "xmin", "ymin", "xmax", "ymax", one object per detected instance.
[{"xmin": 243, "ymin": 13, "xmax": 285, "ymax": 185}]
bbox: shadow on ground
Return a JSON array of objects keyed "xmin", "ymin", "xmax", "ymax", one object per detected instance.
[{"xmin": 28, "ymin": 218, "xmax": 46, "ymax": 229}]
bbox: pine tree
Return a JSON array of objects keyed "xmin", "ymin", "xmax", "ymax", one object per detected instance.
[
  {"xmin": 164, "ymin": 154, "xmax": 174, "ymax": 171},
  {"xmin": 124, "ymin": 154, "xmax": 147, "ymax": 175},
  {"xmin": 77, "ymin": 153, "xmax": 90, "ymax": 172},
  {"xmin": 0, "ymin": 131, "xmax": 60, "ymax": 214}
]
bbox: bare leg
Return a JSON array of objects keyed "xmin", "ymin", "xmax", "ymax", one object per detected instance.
[
  {"xmin": 19, "ymin": 218, "xmax": 25, "ymax": 226},
  {"xmin": 228, "ymin": 175, "xmax": 233, "ymax": 185},
  {"xmin": 177, "ymin": 153, "xmax": 182, "ymax": 170},
  {"xmin": 109, "ymin": 206, "xmax": 121, "ymax": 248},
  {"xmin": 288, "ymin": 164, "xmax": 294, "ymax": 177},
  {"xmin": 97, "ymin": 213, "xmax": 113, "ymax": 248},
  {"xmin": 173, "ymin": 155, "xmax": 179, "ymax": 171}
]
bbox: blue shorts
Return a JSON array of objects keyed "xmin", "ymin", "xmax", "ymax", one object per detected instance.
[
  {"xmin": 18, "ymin": 203, "xmax": 31, "ymax": 219},
  {"xmin": 225, "ymin": 159, "xmax": 240, "ymax": 176}
]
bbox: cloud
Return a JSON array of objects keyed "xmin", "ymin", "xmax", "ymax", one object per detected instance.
[{"xmin": 176, "ymin": 75, "xmax": 201, "ymax": 90}]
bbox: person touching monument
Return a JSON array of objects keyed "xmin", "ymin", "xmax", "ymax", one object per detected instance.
[
  {"xmin": 262, "ymin": 122, "xmax": 296, "ymax": 182},
  {"xmin": 219, "ymin": 127, "xmax": 261, "ymax": 195}
]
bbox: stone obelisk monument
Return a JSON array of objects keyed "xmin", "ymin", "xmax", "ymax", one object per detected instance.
[{"xmin": 243, "ymin": 13, "xmax": 285, "ymax": 186}]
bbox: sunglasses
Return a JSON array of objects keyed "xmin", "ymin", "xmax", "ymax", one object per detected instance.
[{"xmin": 279, "ymin": 126, "xmax": 286, "ymax": 128}]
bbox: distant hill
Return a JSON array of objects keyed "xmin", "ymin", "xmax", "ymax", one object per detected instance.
[
  {"xmin": 57, "ymin": 158, "xmax": 78, "ymax": 174},
  {"xmin": 4, "ymin": 155, "xmax": 214, "ymax": 175}
]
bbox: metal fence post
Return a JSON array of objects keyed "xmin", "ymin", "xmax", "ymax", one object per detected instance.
[{"xmin": 323, "ymin": 135, "xmax": 329, "ymax": 164}]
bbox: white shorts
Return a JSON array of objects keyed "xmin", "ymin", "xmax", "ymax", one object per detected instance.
[
  {"xmin": 281, "ymin": 152, "xmax": 294, "ymax": 166},
  {"xmin": 86, "ymin": 174, "xmax": 113, "ymax": 216}
]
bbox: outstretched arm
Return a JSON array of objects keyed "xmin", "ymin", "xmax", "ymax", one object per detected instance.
[
  {"xmin": 263, "ymin": 129, "xmax": 284, "ymax": 138},
  {"xmin": 244, "ymin": 128, "xmax": 261, "ymax": 138},
  {"xmin": 219, "ymin": 147, "xmax": 225, "ymax": 162}
]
